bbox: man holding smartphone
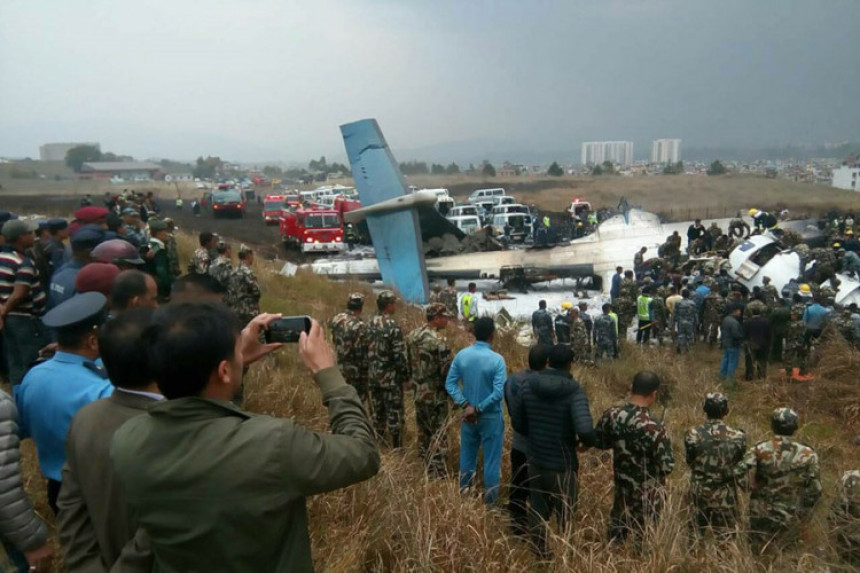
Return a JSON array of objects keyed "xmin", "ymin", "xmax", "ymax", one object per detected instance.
[{"xmin": 112, "ymin": 304, "xmax": 380, "ymax": 572}]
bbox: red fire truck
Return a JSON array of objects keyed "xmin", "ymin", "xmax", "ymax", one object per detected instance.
[
  {"xmin": 279, "ymin": 208, "xmax": 345, "ymax": 253},
  {"xmin": 262, "ymin": 194, "xmax": 286, "ymax": 225}
]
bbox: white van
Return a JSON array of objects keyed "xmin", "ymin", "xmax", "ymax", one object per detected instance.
[
  {"xmin": 468, "ymin": 188, "xmax": 506, "ymax": 205},
  {"xmin": 491, "ymin": 212, "xmax": 532, "ymax": 242},
  {"xmin": 448, "ymin": 205, "xmax": 480, "ymax": 218},
  {"xmin": 492, "ymin": 203, "xmax": 530, "ymax": 216},
  {"xmin": 418, "ymin": 188, "xmax": 455, "ymax": 215},
  {"xmin": 447, "ymin": 215, "xmax": 482, "ymax": 235},
  {"xmin": 491, "ymin": 195, "xmax": 518, "ymax": 207}
]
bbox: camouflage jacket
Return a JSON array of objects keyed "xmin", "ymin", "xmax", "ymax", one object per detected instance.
[
  {"xmin": 188, "ymin": 247, "xmax": 211, "ymax": 274},
  {"xmin": 785, "ymin": 319, "xmax": 806, "ymax": 345},
  {"xmin": 650, "ymin": 296, "xmax": 668, "ymax": 323},
  {"xmin": 619, "ymin": 277, "xmax": 640, "ymax": 301},
  {"xmin": 405, "ymin": 324, "xmax": 451, "ymax": 403},
  {"xmin": 367, "ymin": 313, "xmax": 410, "ymax": 388},
  {"xmin": 124, "ymin": 225, "xmax": 147, "ymax": 248},
  {"xmin": 593, "ymin": 314, "xmax": 617, "ymax": 345},
  {"xmin": 166, "ymin": 234, "xmax": 181, "ymax": 277},
  {"xmin": 762, "ymin": 284, "xmax": 780, "ymax": 310},
  {"xmin": 703, "ymin": 292, "xmax": 727, "ymax": 323},
  {"xmin": 673, "ymin": 298, "xmax": 698, "ymax": 328},
  {"xmin": 685, "ymin": 420, "xmax": 747, "ymax": 510},
  {"xmin": 595, "ymin": 403, "xmax": 675, "ymax": 496},
  {"xmin": 738, "ymin": 436, "xmax": 821, "ymax": 522},
  {"xmin": 330, "ymin": 311, "xmax": 369, "ymax": 379},
  {"xmin": 208, "ymin": 256, "xmax": 234, "ymax": 289},
  {"xmin": 811, "ymin": 247, "xmax": 836, "ymax": 269},
  {"xmin": 570, "ymin": 318, "xmax": 589, "ymax": 353},
  {"xmin": 744, "ymin": 299, "xmax": 769, "ymax": 319},
  {"xmin": 439, "ymin": 288, "xmax": 458, "ymax": 318},
  {"xmin": 227, "ymin": 263, "xmax": 260, "ymax": 320}
]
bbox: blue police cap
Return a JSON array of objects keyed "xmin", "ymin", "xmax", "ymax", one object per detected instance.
[
  {"xmin": 37, "ymin": 220, "xmax": 49, "ymax": 231},
  {"xmin": 42, "ymin": 292, "xmax": 107, "ymax": 329},
  {"xmin": 0, "ymin": 211, "xmax": 12, "ymax": 223},
  {"xmin": 47, "ymin": 218, "xmax": 69, "ymax": 232},
  {"xmin": 70, "ymin": 225, "xmax": 106, "ymax": 249}
]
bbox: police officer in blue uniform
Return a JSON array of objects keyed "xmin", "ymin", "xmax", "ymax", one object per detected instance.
[
  {"xmin": 14, "ymin": 292, "xmax": 113, "ymax": 513},
  {"xmin": 48, "ymin": 226, "xmax": 105, "ymax": 310}
]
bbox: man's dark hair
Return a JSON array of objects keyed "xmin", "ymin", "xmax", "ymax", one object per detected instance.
[
  {"xmin": 538, "ymin": 300, "xmax": 546, "ymax": 309},
  {"xmin": 704, "ymin": 399, "xmax": 728, "ymax": 419},
  {"xmin": 547, "ymin": 344, "xmax": 573, "ymax": 370},
  {"xmin": 447, "ymin": 278, "xmax": 455, "ymax": 286},
  {"xmin": 100, "ymin": 308, "xmax": 154, "ymax": 389},
  {"xmin": 110, "ymin": 270, "xmax": 149, "ymax": 311},
  {"xmin": 172, "ymin": 273, "xmax": 226, "ymax": 295},
  {"xmin": 616, "ymin": 266, "xmax": 622, "ymax": 273},
  {"xmin": 528, "ymin": 345, "xmax": 550, "ymax": 371},
  {"xmin": 681, "ymin": 288, "xmax": 690, "ymax": 298},
  {"xmin": 624, "ymin": 270, "xmax": 633, "ymax": 278},
  {"xmin": 56, "ymin": 313, "xmax": 107, "ymax": 349},
  {"xmin": 631, "ymin": 371, "xmax": 661, "ymax": 396},
  {"xmin": 146, "ymin": 303, "xmax": 241, "ymax": 399},
  {"xmin": 602, "ymin": 303, "xmax": 611, "ymax": 313},
  {"xmin": 473, "ymin": 317, "xmax": 495, "ymax": 342},
  {"xmin": 199, "ymin": 232, "xmax": 214, "ymax": 247},
  {"xmin": 468, "ymin": 282, "xmax": 476, "ymax": 291}
]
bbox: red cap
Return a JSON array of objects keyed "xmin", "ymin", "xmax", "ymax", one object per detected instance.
[
  {"xmin": 74, "ymin": 262, "xmax": 121, "ymax": 297},
  {"xmin": 74, "ymin": 206, "xmax": 110, "ymax": 224}
]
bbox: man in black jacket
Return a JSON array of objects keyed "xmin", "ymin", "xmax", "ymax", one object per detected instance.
[
  {"xmin": 510, "ymin": 344, "xmax": 595, "ymax": 556},
  {"xmin": 743, "ymin": 306, "xmax": 771, "ymax": 380}
]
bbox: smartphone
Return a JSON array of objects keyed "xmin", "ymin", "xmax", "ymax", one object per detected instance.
[{"xmin": 265, "ymin": 316, "xmax": 312, "ymax": 344}]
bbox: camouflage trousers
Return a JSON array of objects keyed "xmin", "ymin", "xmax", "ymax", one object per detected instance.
[
  {"xmin": 690, "ymin": 497, "xmax": 738, "ymax": 537},
  {"xmin": 615, "ymin": 299, "xmax": 635, "ymax": 330},
  {"xmin": 370, "ymin": 383, "xmax": 404, "ymax": 448},
  {"xmin": 675, "ymin": 323, "xmax": 696, "ymax": 353},
  {"xmin": 594, "ymin": 340, "xmax": 616, "ymax": 362},
  {"xmin": 748, "ymin": 500, "xmax": 812, "ymax": 552},
  {"xmin": 703, "ymin": 319, "xmax": 721, "ymax": 346},
  {"xmin": 415, "ymin": 398, "xmax": 449, "ymax": 475},
  {"xmin": 608, "ymin": 486, "xmax": 665, "ymax": 542},
  {"xmin": 783, "ymin": 341, "xmax": 808, "ymax": 375},
  {"xmin": 339, "ymin": 362, "xmax": 368, "ymax": 403}
]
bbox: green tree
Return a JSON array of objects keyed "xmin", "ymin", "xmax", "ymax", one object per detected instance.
[
  {"xmin": 662, "ymin": 161, "xmax": 684, "ymax": 175},
  {"xmin": 262, "ymin": 165, "xmax": 283, "ymax": 177},
  {"xmin": 192, "ymin": 156, "xmax": 223, "ymax": 179},
  {"xmin": 65, "ymin": 145, "xmax": 102, "ymax": 172},
  {"xmin": 308, "ymin": 156, "xmax": 328, "ymax": 172},
  {"xmin": 431, "ymin": 163, "xmax": 445, "ymax": 175},
  {"xmin": 601, "ymin": 160, "xmax": 616, "ymax": 175},
  {"xmin": 481, "ymin": 161, "xmax": 496, "ymax": 177},
  {"xmin": 445, "ymin": 162, "xmax": 460, "ymax": 175},
  {"xmin": 547, "ymin": 161, "xmax": 564, "ymax": 177},
  {"xmin": 707, "ymin": 160, "xmax": 727, "ymax": 176},
  {"xmin": 591, "ymin": 164, "xmax": 604, "ymax": 176}
]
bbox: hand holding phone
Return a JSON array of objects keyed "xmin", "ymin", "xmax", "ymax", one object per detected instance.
[
  {"xmin": 298, "ymin": 319, "xmax": 335, "ymax": 375},
  {"xmin": 240, "ymin": 313, "xmax": 285, "ymax": 365},
  {"xmin": 264, "ymin": 316, "xmax": 312, "ymax": 344}
]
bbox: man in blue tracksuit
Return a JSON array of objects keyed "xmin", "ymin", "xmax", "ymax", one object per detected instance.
[{"xmin": 445, "ymin": 317, "xmax": 507, "ymax": 504}]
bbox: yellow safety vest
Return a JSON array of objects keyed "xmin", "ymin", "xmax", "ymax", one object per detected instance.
[
  {"xmin": 461, "ymin": 293, "xmax": 475, "ymax": 321},
  {"xmin": 637, "ymin": 296, "xmax": 653, "ymax": 321}
]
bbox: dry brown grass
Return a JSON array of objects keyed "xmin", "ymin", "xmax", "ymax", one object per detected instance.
[{"xmin": 11, "ymin": 233, "xmax": 859, "ymax": 572}]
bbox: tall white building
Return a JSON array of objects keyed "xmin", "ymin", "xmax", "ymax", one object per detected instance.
[
  {"xmin": 651, "ymin": 139, "xmax": 682, "ymax": 164},
  {"xmin": 580, "ymin": 141, "xmax": 634, "ymax": 167},
  {"xmin": 832, "ymin": 164, "xmax": 860, "ymax": 191},
  {"xmin": 39, "ymin": 142, "xmax": 100, "ymax": 162}
]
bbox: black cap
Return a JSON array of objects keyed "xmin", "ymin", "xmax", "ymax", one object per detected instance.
[
  {"xmin": 42, "ymin": 292, "xmax": 107, "ymax": 329},
  {"xmin": 70, "ymin": 225, "xmax": 106, "ymax": 249},
  {"xmin": 47, "ymin": 218, "xmax": 69, "ymax": 232}
]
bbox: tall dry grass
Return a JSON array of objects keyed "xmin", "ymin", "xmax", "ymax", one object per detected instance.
[{"xmin": 11, "ymin": 233, "xmax": 858, "ymax": 572}]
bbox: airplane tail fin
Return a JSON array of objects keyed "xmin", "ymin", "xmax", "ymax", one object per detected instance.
[{"xmin": 340, "ymin": 119, "xmax": 429, "ymax": 303}]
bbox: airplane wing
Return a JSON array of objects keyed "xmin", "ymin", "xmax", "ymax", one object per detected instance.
[{"xmin": 340, "ymin": 119, "xmax": 430, "ymax": 303}]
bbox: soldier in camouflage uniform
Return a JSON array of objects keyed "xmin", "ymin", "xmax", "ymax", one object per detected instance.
[
  {"xmin": 809, "ymin": 247, "xmax": 837, "ymax": 287},
  {"xmin": 702, "ymin": 289, "xmax": 727, "ymax": 346},
  {"xmin": 531, "ymin": 300, "xmax": 555, "ymax": 346},
  {"xmin": 188, "ymin": 231, "xmax": 217, "ymax": 274},
  {"xmin": 428, "ymin": 282, "xmax": 443, "ymax": 304},
  {"xmin": 684, "ymin": 393, "xmax": 746, "ymax": 535},
  {"xmin": 439, "ymin": 278, "xmax": 459, "ymax": 319},
  {"xmin": 649, "ymin": 288, "xmax": 668, "ymax": 345},
  {"xmin": 367, "ymin": 290, "xmax": 411, "ymax": 447},
  {"xmin": 330, "ymin": 293, "xmax": 369, "ymax": 402},
  {"xmin": 569, "ymin": 308, "xmax": 590, "ymax": 363},
  {"xmin": 743, "ymin": 291, "xmax": 769, "ymax": 320},
  {"xmin": 593, "ymin": 303, "xmax": 618, "ymax": 362},
  {"xmin": 830, "ymin": 470, "xmax": 860, "ymax": 566},
  {"xmin": 228, "ymin": 244, "xmax": 261, "ymax": 325},
  {"xmin": 615, "ymin": 270, "xmax": 639, "ymax": 332},
  {"xmin": 595, "ymin": 371, "xmax": 674, "ymax": 542},
  {"xmin": 165, "ymin": 218, "xmax": 181, "ymax": 278},
  {"xmin": 208, "ymin": 241, "xmax": 233, "ymax": 290},
  {"xmin": 406, "ymin": 303, "xmax": 453, "ymax": 475},
  {"xmin": 672, "ymin": 289, "xmax": 698, "ymax": 353},
  {"xmin": 782, "ymin": 309, "xmax": 808, "ymax": 376},
  {"xmin": 736, "ymin": 408, "xmax": 821, "ymax": 551},
  {"xmin": 761, "ymin": 276, "xmax": 780, "ymax": 311}
]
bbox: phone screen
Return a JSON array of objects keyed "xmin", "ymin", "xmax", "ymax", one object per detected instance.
[{"xmin": 265, "ymin": 316, "xmax": 312, "ymax": 343}]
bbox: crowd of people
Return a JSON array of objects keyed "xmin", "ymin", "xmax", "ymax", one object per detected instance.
[{"xmin": 0, "ymin": 198, "xmax": 858, "ymax": 571}]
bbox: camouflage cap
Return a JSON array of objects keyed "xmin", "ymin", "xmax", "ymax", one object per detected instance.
[
  {"xmin": 238, "ymin": 243, "xmax": 253, "ymax": 257},
  {"xmin": 425, "ymin": 302, "xmax": 450, "ymax": 320},
  {"xmin": 772, "ymin": 407, "xmax": 799, "ymax": 427},
  {"xmin": 841, "ymin": 470, "xmax": 860, "ymax": 504},
  {"xmin": 704, "ymin": 392, "xmax": 728, "ymax": 411},
  {"xmin": 348, "ymin": 292, "xmax": 365, "ymax": 304},
  {"xmin": 377, "ymin": 289, "xmax": 397, "ymax": 307}
]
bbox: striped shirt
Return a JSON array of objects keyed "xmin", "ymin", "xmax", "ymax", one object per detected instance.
[{"xmin": 0, "ymin": 247, "xmax": 47, "ymax": 316}]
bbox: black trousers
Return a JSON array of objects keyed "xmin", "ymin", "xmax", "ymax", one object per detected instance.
[
  {"xmin": 47, "ymin": 478, "xmax": 62, "ymax": 515},
  {"xmin": 508, "ymin": 448, "xmax": 529, "ymax": 533}
]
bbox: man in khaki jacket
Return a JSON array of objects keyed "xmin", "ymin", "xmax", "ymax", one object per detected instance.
[{"xmin": 112, "ymin": 303, "xmax": 380, "ymax": 572}]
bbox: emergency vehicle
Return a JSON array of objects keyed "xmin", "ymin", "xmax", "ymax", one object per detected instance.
[
  {"xmin": 262, "ymin": 194, "xmax": 287, "ymax": 224},
  {"xmin": 279, "ymin": 208, "xmax": 345, "ymax": 253}
]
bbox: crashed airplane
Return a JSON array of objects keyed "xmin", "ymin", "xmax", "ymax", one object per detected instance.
[{"xmin": 304, "ymin": 118, "xmax": 827, "ymax": 304}]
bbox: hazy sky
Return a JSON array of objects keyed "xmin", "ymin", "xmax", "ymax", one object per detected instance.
[{"xmin": 1, "ymin": 0, "xmax": 858, "ymax": 163}]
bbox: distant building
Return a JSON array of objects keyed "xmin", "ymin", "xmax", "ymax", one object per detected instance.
[
  {"xmin": 831, "ymin": 164, "xmax": 860, "ymax": 191},
  {"xmin": 79, "ymin": 161, "xmax": 162, "ymax": 181},
  {"xmin": 651, "ymin": 139, "xmax": 682, "ymax": 164},
  {"xmin": 164, "ymin": 173, "xmax": 194, "ymax": 182},
  {"xmin": 39, "ymin": 142, "xmax": 100, "ymax": 162},
  {"xmin": 581, "ymin": 141, "xmax": 633, "ymax": 167}
]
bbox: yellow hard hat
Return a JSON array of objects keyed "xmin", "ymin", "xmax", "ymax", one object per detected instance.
[
  {"xmin": 561, "ymin": 301, "xmax": 573, "ymax": 310},
  {"xmin": 847, "ymin": 229, "xmax": 854, "ymax": 235},
  {"xmin": 799, "ymin": 283, "xmax": 812, "ymax": 294},
  {"xmin": 832, "ymin": 242, "xmax": 841, "ymax": 248},
  {"xmin": 748, "ymin": 208, "xmax": 759, "ymax": 216}
]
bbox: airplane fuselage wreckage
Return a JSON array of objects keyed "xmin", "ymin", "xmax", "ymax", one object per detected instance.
[{"xmin": 305, "ymin": 119, "xmax": 837, "ymax": 305}]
